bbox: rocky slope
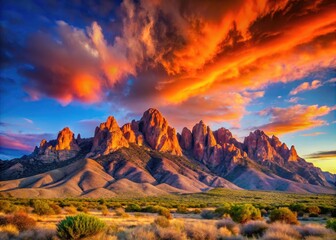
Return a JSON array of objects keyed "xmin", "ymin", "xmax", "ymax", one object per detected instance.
[{"xmin": 0, "ymin": 108, "xmax": 335, "ymax": 197}]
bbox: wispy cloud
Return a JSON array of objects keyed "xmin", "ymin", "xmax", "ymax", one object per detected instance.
[
  {"xmin": 305, "ymin": 150, "xmax": 336, "ymax": 159},
  {"xmin": 257, "ymin": 104, "xmax": 335, "ymax": 135},
  {"xmin": 290, "ymin": 80, "xmax": 322, "ymax": 95},
  {"xmin": 23, "ymin": 118, "xmax": 33, "ymax": 124},
  {"xmin": 0, "ymin": 132, "xmax": 54, "ymax": 152},
  {"xmin": 301, "ymin": 132, "xmax": 326, "ymax": 137}
]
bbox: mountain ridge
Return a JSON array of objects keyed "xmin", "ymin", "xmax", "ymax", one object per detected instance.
[{"xmin": 0, "ymin": 108, "xmax": 335, "ymax": 197}]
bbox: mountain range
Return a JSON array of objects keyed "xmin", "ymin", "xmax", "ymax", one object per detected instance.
[{"xmin": 0, "ymin": 108, "xmax": 335, "ymax": 198}]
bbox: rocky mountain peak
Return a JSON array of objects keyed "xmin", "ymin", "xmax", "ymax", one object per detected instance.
[
  {"xmin": 244, "ymin": 130, "xmax": 280, "ymax": 162},
  {"xmin": 121, "ymin": 120, "xmax": 144, "ymax": 146},
  {"xmin": 213, "ymin": 127, "xmax": 234, "ymax": 145},
  {"xmin": 288, "ymin": 145, "xmax": 299, "ymax": 161},
  {"xmin": 179, "ymin": 127, "xmax": 193, "ymax": 150},
  {"xmin": 139, "ymin": 108, "xmax": 182, "ymax": 155},
  {"xmin": 192, "ymin": 120, "xmax": 208, "ymax": 161},
  {"xmin": 89, "ymin": 116, "xmax": 129, "ymax": 157},
  {"xmin": 39, "ymin": 139, "xmax": 47, "ymax": 148},
  {"xmin": 55, "ymin": 127, "xmax": 79, "ymax": 151}
]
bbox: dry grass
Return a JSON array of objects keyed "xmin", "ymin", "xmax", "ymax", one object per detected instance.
[
  {"xmin": 185, "ymin": 221, "xmax": 218, "ymax": 240},
  {"xmin": 0, "ymin": 210, "xmax": 334, "ymax": 240},
  {"xmin": 241, "ymin": 220, "xmax": 268, "ymax": 237},
  {"xmin": 295, "ymin": 223, "xmax": 335, "ymax": 238},
  {"xmin": 0, "ymin": 224, "xmax": 19, "ymax": 238},
  {"xmin": 216, "ymin": 218, "xmax": 240, "ymax": 235},
  {"xmin": 262, "ymin": 222, "xmax": 301, "ymax": 240}
]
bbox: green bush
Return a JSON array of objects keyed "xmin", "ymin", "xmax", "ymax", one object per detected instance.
[
  {"xmin": 230, "ymin": 204, "xmax": 261, "ymax": 223},
  {"xmin": 214, "ymin": 203, "xmax": 231, "ymax": 218},
  {"xmin": 289, "ymin": 203, "xmax": 307, "ymax": 213},
  {"xmin": 57, "ymin": 213, "xmax": 106, "ymax": 240},
  {"xmin": 32, "ymin": 200, "xmax": 55, "ymax": 215},
  {"xmin": 176, "ymin": 205, "xmax": 189, "ymax": 214},
  {"xmin": 326, "ymin": 218, "xmax": 336, "ymax": 232},
  {"xmin": 126, "ymin": 204, "xmax": 142, "ymax": 212},
  {"xmin": 269, "ymin": 207, "xmax": 298, "ymax": 225}
]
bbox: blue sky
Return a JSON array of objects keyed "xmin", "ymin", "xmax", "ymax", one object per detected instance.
[{"xmin": 0, "ymin": 0, "xmax": 335, "ymax": 172}]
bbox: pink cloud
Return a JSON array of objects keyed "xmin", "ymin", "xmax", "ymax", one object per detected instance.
[{"xmin": 290, "ymin": 80, "xmax": 322, "ymax": 95}]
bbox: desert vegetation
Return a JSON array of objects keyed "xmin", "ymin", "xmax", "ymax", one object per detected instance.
[{"xmin": 0, "ymin": 189, "xmax": 335, "ymax": 239}]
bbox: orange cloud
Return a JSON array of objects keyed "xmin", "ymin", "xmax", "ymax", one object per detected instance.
[
  {"xmin": 290, "ymin": 80, "xmax": 322, "ymax": 95},
  {"xmin": 12, "ymin": 0, "xmax": 336, "ymax": 128},
  {"xmin": 257, "ymin": 105, "xmax": 335, "ymax": 135}
]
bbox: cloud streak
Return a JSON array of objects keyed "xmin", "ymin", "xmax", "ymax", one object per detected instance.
[
  {"xmin": 0, "ymin": 132, "xmax": 54, "ymax": 152},
  {"xmin": 305, "ymin": 150, "xmax": 336, "ymax": 160},
  {"xmin": 257, "ymin": 105, "xmax": 335, "ymax": 135},
  {"xmin": 290, "ymin": 80, "xmax": 322, "ymax": 95}
]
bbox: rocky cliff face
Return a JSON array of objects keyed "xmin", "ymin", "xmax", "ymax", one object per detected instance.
[
  {"xmin": 121, "ymin": 120, "xmax": 144, "ymax": 146},
  {"xmin": 138, "ymin": 108, "xmax": 182, "ymax": 155},
  {"xmin": 33, "ymin": 127, "xmax": 80, "ymax": 162},
  {"xmin": 243, "ymin": 130, "xmax": 298, "ymax": 164},
  {"xmin": 89, "ymin": 116, "xmax": 129, "ymax": 157}
]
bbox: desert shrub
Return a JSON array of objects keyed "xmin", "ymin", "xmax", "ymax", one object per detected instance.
[
  {"xmin": 326, "ymin": 218, "xmax": 336, "ymax": 231},
  {"xmin": 0, "ymin": 200, "xmax": 12, "ymax": 213},
  {"xmin": 77, "ymin": 205, "xmax": 88, "ymax": 213},
  {"xmin": 262, "ymin": 222, "xmax": 301, "ymax": 240},
  {"xmin": 98, "ymin": 198, "xmax": 106, "ymax": 205},
  {"xmin": 125, "ymin": 225, "xmax": 156, "ymax": 240},
  {"xmin": 176, "ymin": 205, "xmax": 189, "ymax": 214},
  {"xmin": 101, "ymin": 205, "xmax": 109, "ymax": 216},
  {"xmin": 2, "ymin": 212, "xmax": 36, "ymax": 231},
  {"xmin": 216, "ymin": 218, "xmax": 240, "ymax": 236},
  {"xmin": 153, "ymin": 216, "xmax": 170, "ymax": 228},
  {"xmin": 217, "ymin": 227, "xmax": 232, "ymax": 239},
  {"xmin": 269, "ymin": 207, "xmax": 298, "ymax": 225},
  {"xmin": 241, "ymin": 220, "xmax": 268, "ymax": 237},
  {"xmin": 185, "ymin": 222, "xmax": 217, "ymax": 240},
  {"xmin": 57, "ymin": 213, "xmax": 106, "ymax": 240},
  {"xmin": 0, "ymin": 224, "xmax": 19, "ymax": 238},
  {"xmin": 230, "ymin": 204, "xmax": 261, "ymax": 223},
  {"xmin": 158, "ymin": 207, "xmax": 172, "ymax": 219},
  {"xmin": 125, "ymin": 204, "xmax": 141, "ymax": 212},
  {"xmin": 193, "ymin": 208, "xmax": 202, "ymax": 214},
  {"xmin": 115, "ymin": 207, "xmax": 129, "ymax": 217},
  {"xmin": 200, "ymin": 210, "xmax": 216, "ymax": 219},
  {"xmin": 215, "ymin": 203, "xmax": 232, "ymax": 218},
  {"xmin": 295, "ymin": 224, "xmax": 334, "ymax": 238},
  {"xmin": 155, "ymin": 225, "xmax": 187, "ymax": 240},
  {"xmin": 289, "ymin": 203, "xmax": 307, "ymax": 213},
  {"xmin": 307, "ymin": 206, "xmax": 320, "ymax": 217},
  {"xmin": 50, "ymin": 203, "xmax": 62, "ymax": 214},
  {"xmin": 64, "ymin": 205, "xmax": 77, "ymax": 214},
  {"xmin": 32, "ymin": 200, "xmax": 55, "ymax": 215}
]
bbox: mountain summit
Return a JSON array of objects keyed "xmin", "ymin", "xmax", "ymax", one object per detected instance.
[{"xmin": 0, "ymin": 108, "xmax": 335, "ymax": 197}]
